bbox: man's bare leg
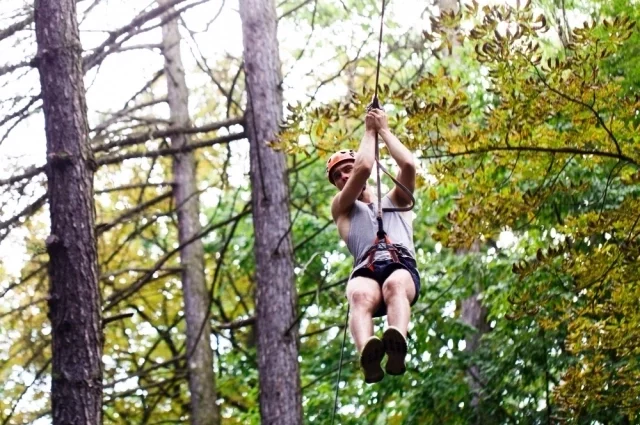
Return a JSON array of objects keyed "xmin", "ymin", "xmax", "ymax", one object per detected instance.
[
  {"xmin": 381, "ymin": 269, "xmax": 415, "ymax": 375},
  {"xmin": 346, "ymin": 276, "xmax": 382, "ymax": 352},
  {"xmin": 346, "ymin": 276, "xmax": 385, "ymax": 383},
  {"xmin": 381, "ymin": 269, "xmax": 416, "ymax": 336}
]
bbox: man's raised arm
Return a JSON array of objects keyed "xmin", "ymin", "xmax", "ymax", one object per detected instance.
[
  {"xmin": 372, "ymin": 110, "xmax": 415, "ymax": 207},
  {"xmin": 331, "ymin": 112, "xmax": 377, "ymax": 220}
]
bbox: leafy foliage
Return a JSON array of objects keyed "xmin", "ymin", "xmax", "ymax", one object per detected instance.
[{"xmin": 281, "ymin": 0, "xmax": 640, "ymax": 422}]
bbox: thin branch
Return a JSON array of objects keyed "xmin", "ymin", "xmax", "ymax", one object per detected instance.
[
  {"xmin": 96, "ymin": 131, "xmax": 246, "ymax": 166},
  {"xmin": 100, "ymin": 267, "xmax": 182, "ymax": 281},
  {"xmin": 92, "ymin": 97, "xmax": 168, "ymax": 135},
  {"xmin": 82, "ymin": 0, "xmax": 192, "ymax": 71},
  {"xmin": 103, "ymin": 209, "xmax": 252, "ymax": 311},
  {"xmin": 92, "ymin": 117, "xmax": 244, "ymax": 153},
  {"xmin": 0, "ymin": 296, "xmax": 49, "ymax": 320},
  {"xmin": 299, "ymin": 278, "xmax": 347, "ymax": 299},
  {"xmin": 293, "ymin": 219, "xmax": 332, "ymax": 252},
  {"xmin": 0, "ymin": 13, "xmax": 33, "ymax": 42},
  {"xmin": 115, "ymin": 43, "xmax": 163, "ymax": 53},
  {"xmin": 0, "ymin": 263, "xmax": 47, "ymax": 300},
  {"xmin": 279, "ymin": 0, "xmax": 315, "ymax": 20},
  {"xmin": 122, "ymin": 69, "xmax": 165, "ymax": 109},
  {"xmin": 0, "ymin": 192, "xmax": 47, "ymax": 235},
  {"xmin": 423, "ymin": 145, "xmax": 637, "ymax": 166},
  {"xmin": 96, "ymin": 182, "xmax": 173, "ymax": 194},
  {"xmin": 214, "ymin": 316, "xmax": 255, "ymax": 330},
  {"xmin": 1, "ymin": 358, "xmax": 51, "ymax": 425},
  {"xmin": 0, "ymin": 60, "xmax": 33, "ymax": 78},
  {"xmin": 103, "ymin": 354, "xmax": 185, "ymax": 389},
  {"xmin": 0, "ymin": 95, "xmax": 40, "ymax": 131},
  {"xmin": 96, "ymin": 190, "xmax": 173, "ymax": 235},
  {"xmin": 102, "ymin": 312, "xmax": 135, "ymax": 327},
  {"xmin": 532, "ymin": 62, "xmax": 623, "ymax": 156},
  {"xmin": 182, "ymin": 21, "xmax": 241, "ymax": 110},
  {"xmin": 96, "ymin": 191, "xmax": 173, "ymax": 234},
  {"xmin": 300, "ymin": 324, "xmax": 344, "ymax": 339}
]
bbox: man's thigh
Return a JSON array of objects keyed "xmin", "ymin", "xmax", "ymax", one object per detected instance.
[
  {"xmin": 346, "ymin": 276, "xmax": 383, "ymax": 306},
  {"xmin": 382, "ymin": 268, "xmax": 416, "ymax": 303}
]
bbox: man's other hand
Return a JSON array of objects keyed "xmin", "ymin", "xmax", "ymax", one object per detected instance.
[
  {"xmin": 365, "ymin": 110, "xmax": 379, "ymax": 134},
  {"xmin": 369, "ymin": 109, "xmax": 389, "ymax": 132}
]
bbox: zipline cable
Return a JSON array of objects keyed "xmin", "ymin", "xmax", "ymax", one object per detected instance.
[{"xmin": 372, "ymin": 0, "xmax": 386, "ymax": 105}]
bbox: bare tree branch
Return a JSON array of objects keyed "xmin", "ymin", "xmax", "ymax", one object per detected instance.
[
  {"xmin": 103, "ymin": 209, "xmax": 251, "ymax": 311},
  {"xmin": 214, "ymin": 316, "xmax": 256, "ymax": 330},
  {"xmin": 0, "ymin": 296, "xmax": 49, "ymax": 320},
  {"xmin": 0, "ymin": 95, "xmax": 40, "ymax": 132},
  {"xmin": 96, "ymin": 182, "xmax": 172, "ymax": 194},
  {"xmin": 279, "ymin": 0, "xmax": 315, "ymax": 20},
  {"xmin": 0, "ymin": 13, "xmax": 33, "ymax": 43},
  {"xmin": 0, "ymin": 166, "xmax": 44, "ymax": 188},
  {"xmin": 92, "ymin": 117, "xmax": 244, "ymax": 152},
  {"xmin": 0, "ymin": 192, "xmax": 47, "ymax": 244},
  {"xmin": 92, "ymin": 97, "xmax": 168, "ymax": 134},
  {"xmin": 100, "ymin": 267, "xmax": 182, "ymax": 281},
  {"xmin": 82, "ymin": 0, "xmax": 207, "ymax": 72},
  {"xmin": 102, "ymin": 312, "xmax": 135, "ymax": 327},
  {"xmin": 96, "ymin": 191, "xmax": 174, "ymax": 234},
  {"xmin": 96, "ymin": 131, "xmax": 246, "ymax": 166},
  {"xmin": 121, "ymin": 69, "xmax": 165, "ymax": 109},
  {"xmin": 0, "ymin": 60, "xmax": 33, "ymax": 78}
]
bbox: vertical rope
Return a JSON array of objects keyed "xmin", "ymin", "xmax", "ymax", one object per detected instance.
[
  {"xmin": 330, "ymin": 304, "xmax": 350, "ymax": 425},
  {"xmin": 373, "ymin": 0, "xmax": 387, "ymax": 102}
]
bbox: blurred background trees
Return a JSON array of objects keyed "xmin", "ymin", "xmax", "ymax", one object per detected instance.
[{"xmin": 0, "ymin": 0, "xmax": 638, "ymax": 424}]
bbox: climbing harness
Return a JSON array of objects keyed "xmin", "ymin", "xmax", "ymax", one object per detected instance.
[{"xmin": 330, "ymin": 0, "xmax": 417, "ymax": 422}]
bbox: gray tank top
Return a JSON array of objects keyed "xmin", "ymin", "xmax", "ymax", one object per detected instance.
[{"xmin": 346, "ymin": 195, "xmax": 415, "ymax": 267}]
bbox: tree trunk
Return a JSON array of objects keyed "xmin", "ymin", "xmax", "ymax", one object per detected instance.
[
  {"xmin": 34, "ymin": 0, "xmax": 102, "ymax": 424},
  {"xmin": 456, "ymin": 243, "xmax": 490, "ymax": 423},
  {"xmin": 239, "ymin": 1, "xmax": 302, "ymax": 424},
  {"xmin": 159, "ymin": 2, "xmax": 219, "ymax": 424},
  {"xmin": 460, "ymin": 291, "xmax": 491, "ymax": 422}
]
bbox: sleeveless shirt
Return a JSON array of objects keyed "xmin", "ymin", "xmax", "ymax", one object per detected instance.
[{"xmin": 346, "ymin": 195, "xmax": 415, "ymax": 272}]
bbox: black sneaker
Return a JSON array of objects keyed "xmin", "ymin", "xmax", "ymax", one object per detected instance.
[
  {"xmin": 382, "ymin": 326, "xmax": 407, "ymax": 376},
  {"xmin": 360, "ymin": 336, "xmax": 385, "ymax": 384}
]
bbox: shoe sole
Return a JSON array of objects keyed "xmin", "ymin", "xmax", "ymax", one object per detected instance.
[
  {"xmin": 383, "ymin": 327, "xmax": 407, "ymax": 376},
  {"xmin": 360, "ymin": 338, "xmax": 385, "ymax": 384}
]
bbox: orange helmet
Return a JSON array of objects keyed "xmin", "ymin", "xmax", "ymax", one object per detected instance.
[{"xmin": 326, "ymin": 149, "xmax": 356, "ymax": 185}]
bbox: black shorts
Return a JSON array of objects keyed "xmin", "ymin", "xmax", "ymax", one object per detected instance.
[{"xmin": 351, "ymin": 256, "xmax": 421, "ymax": 317}]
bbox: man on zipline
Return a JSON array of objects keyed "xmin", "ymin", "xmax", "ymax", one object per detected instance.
[{"xmin": 327, "ymin": 108, "xmax": 420, "ymax": 384}]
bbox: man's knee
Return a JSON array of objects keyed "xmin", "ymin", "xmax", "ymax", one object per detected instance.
[
  {"xmin": 347, "ymin": 278, "xmax": 381, "ymax": 311},
  {"xmin": 382, "ymin": 270, "xmax": 415, "ymax": 301}
]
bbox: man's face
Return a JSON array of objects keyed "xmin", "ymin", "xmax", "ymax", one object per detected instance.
[{"xmin": 331, "ymin": 161, "xmax": 354, "ymax": 191}]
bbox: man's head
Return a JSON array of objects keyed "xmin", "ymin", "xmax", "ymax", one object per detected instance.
[{"xmin": 326, "ymin": 150, "xmax": 355, "ymax": 188}]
